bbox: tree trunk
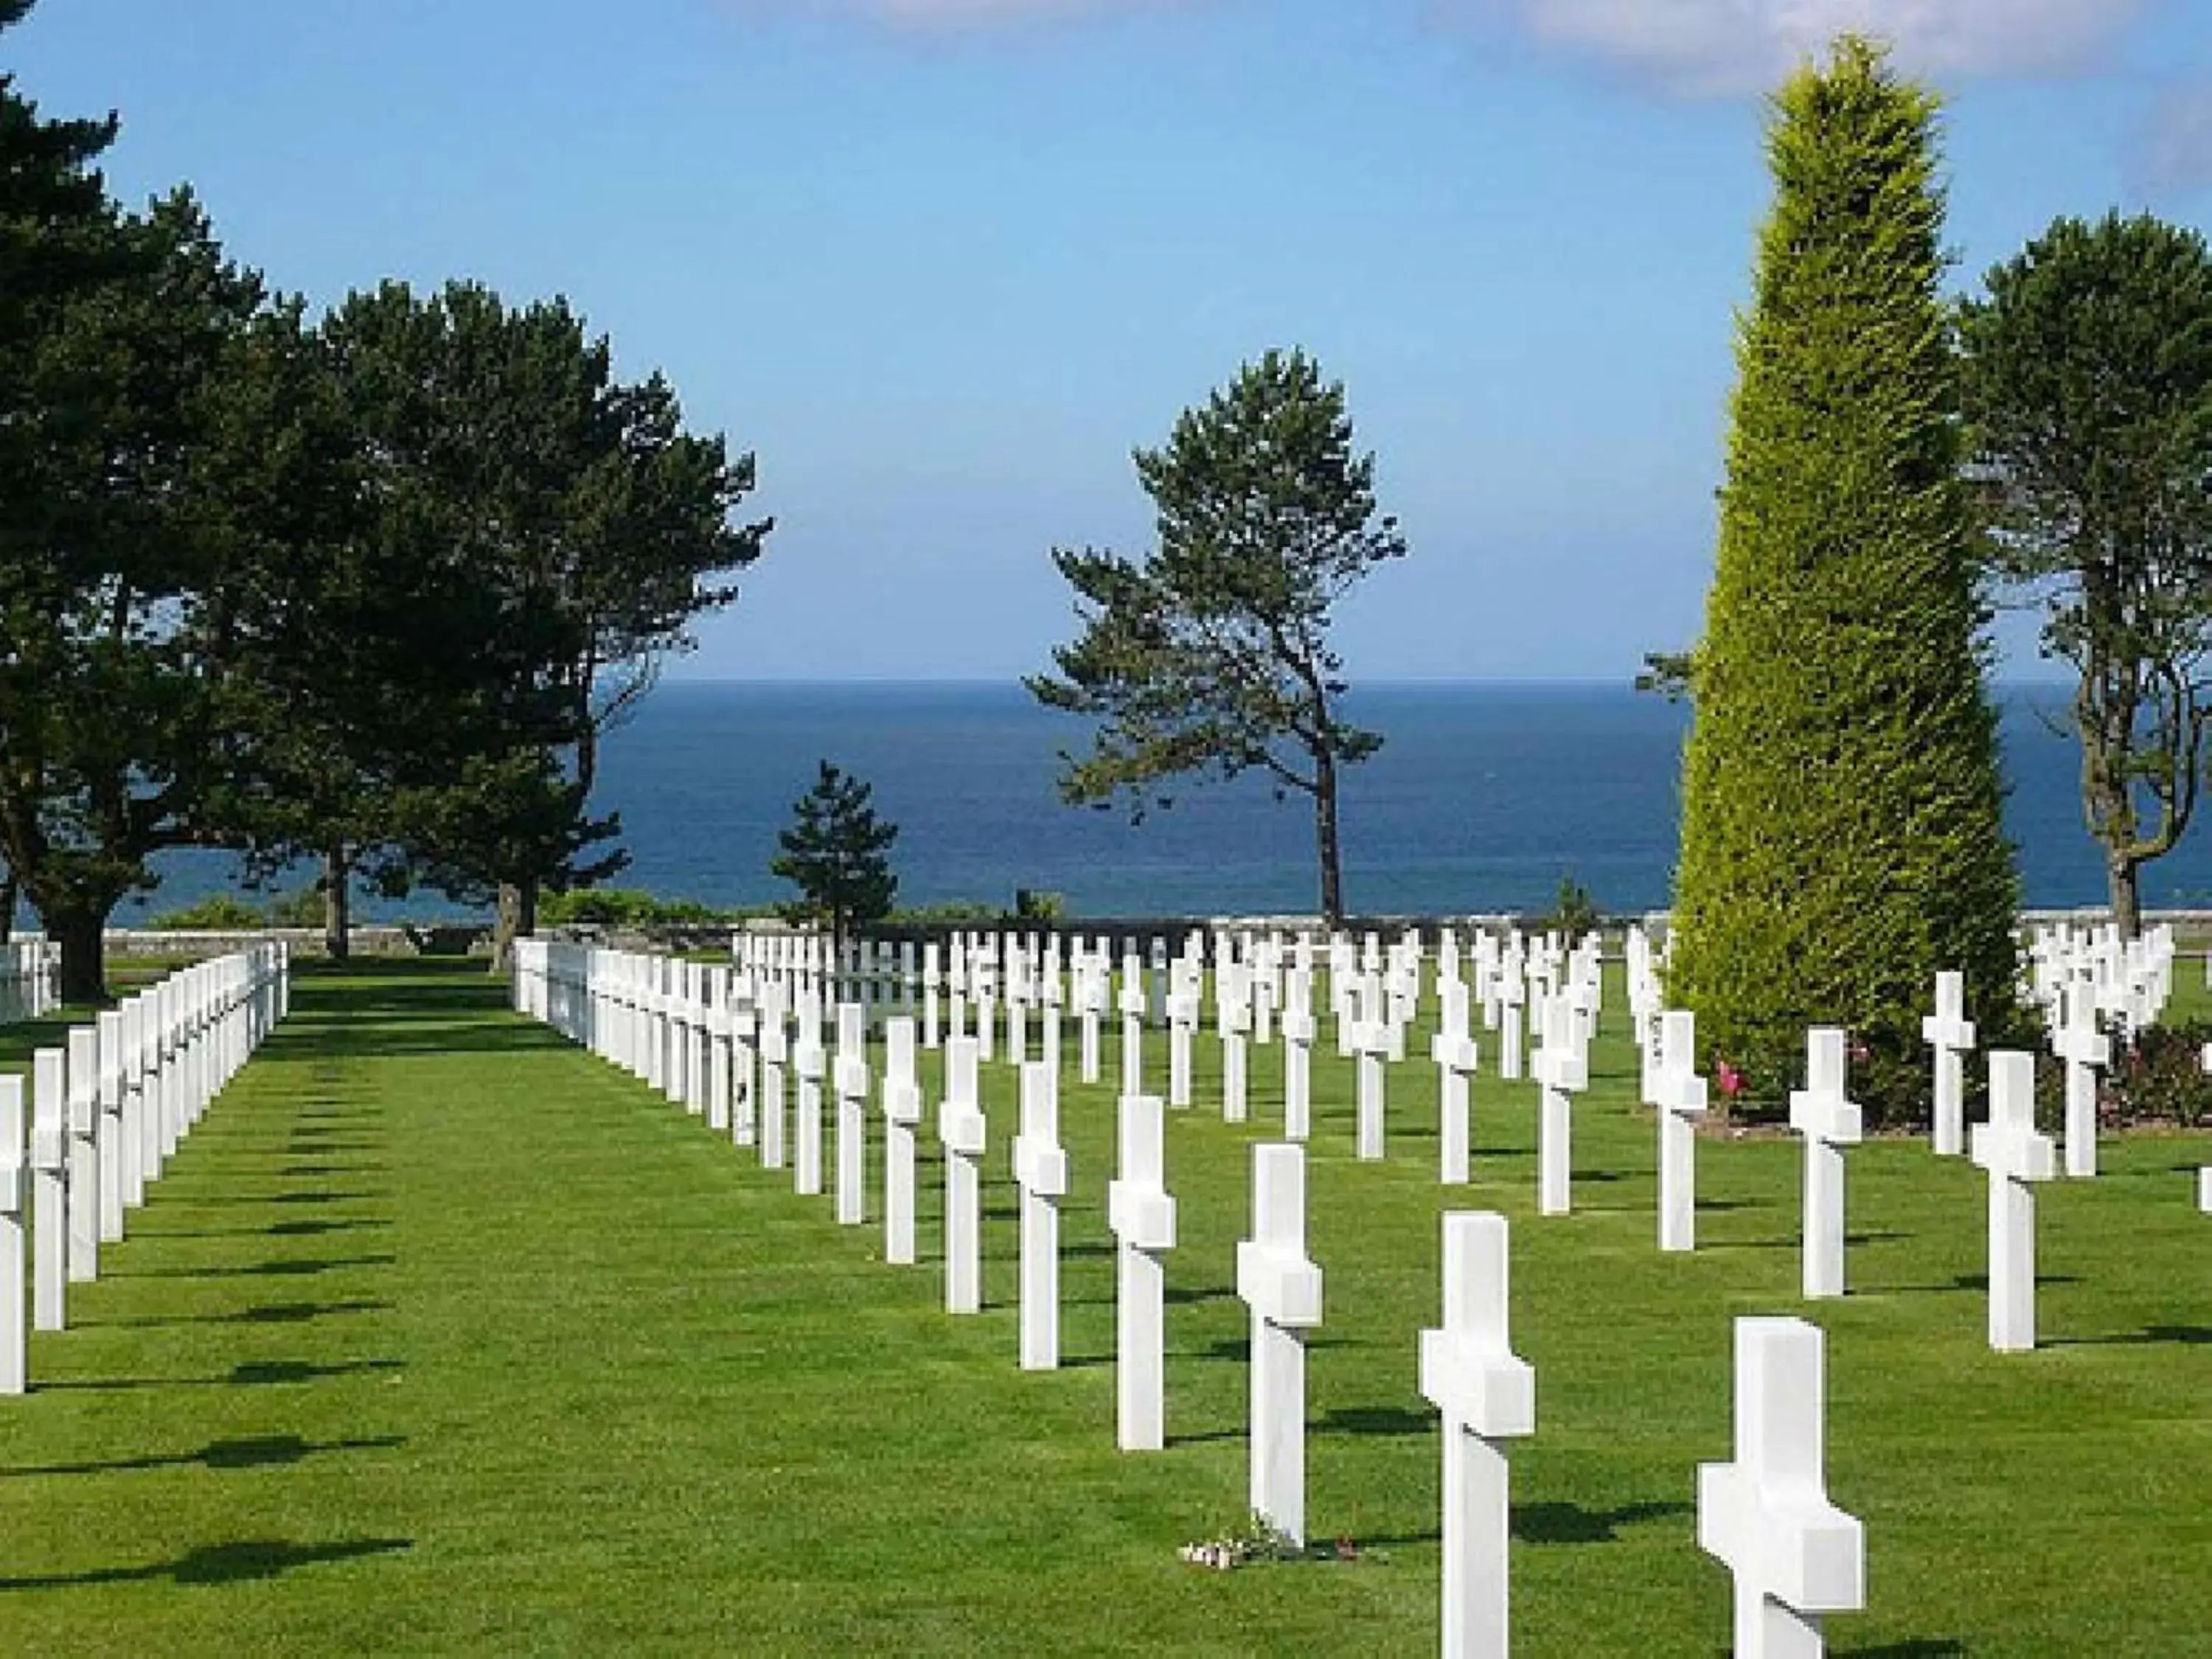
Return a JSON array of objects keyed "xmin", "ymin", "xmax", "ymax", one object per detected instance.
[
  {"xmin": 1314, "ymin": 748, "xmax": 1344, "ymax": 929},
  {"xmin": 2108, "ymin": 854, "xmax": 2143, "ymax": 941},
  {"xmin": 0, "ymin": 873, "xmax": 14, "ymax": 946},
  {"xmin": 51, "ymin": 902, "xmax": 108, "ymax": 1006},
  {"xmin": 323, "ymin": 844, "xmax": 352, "ymax": 962},
  {"xmin": 491, "ymin": 879, "xmax": 538, "ymax": 975}
]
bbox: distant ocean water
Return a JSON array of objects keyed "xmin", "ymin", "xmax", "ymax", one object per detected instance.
[{"xmin": 122, "ymin": 680, "xmax": 2212, "ymax": 923}]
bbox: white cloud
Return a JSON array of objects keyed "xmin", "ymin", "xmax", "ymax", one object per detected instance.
[
  {"xmin": 2136, "ymin": 79, "xmax": 2212, "ymax": 195},
  {"xmin": 1492, "ymin": 0, "xmax": 2151, "ymax": 97}
]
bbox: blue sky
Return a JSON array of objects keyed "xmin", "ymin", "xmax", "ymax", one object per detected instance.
[{"xmin": 13, "ymin": 0, "xmax": 2211, "ymax": 681}]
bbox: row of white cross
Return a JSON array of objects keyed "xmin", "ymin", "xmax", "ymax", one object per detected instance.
[
  {"xmin": 517, "ymin": 939, "xmax": 1885, "ymax": 1657},
  {"xmin": 0, "ymin": 939, "xmax": 60, "ymax": 1028},
  {"xmin": 0, "ymin": 945, "xmax": 291, "ymax": 1394}
]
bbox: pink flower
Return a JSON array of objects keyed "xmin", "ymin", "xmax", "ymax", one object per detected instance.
[{"xmin": 1716, "ymin": 1061, "xmax": 1744, "ymax": 1099}]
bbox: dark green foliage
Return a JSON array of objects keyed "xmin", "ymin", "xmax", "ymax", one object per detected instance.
[
  {"xmin": 1666, "ymin": 38, "xmax": 2025, "ymax": 1124},
  {"xmin": 0, "ymin": 182, "xmax": 267, "ymax": 1001},
  {"xmin": 1028, "ymin": 349, "xmax": 1405, "ymax": 925},
  {"xmin": 771, "ymin": 762, "xmax": 899, "ymax": 945},
  {"xmin": 2104, "ymin": 1019, "xmax": 2212, "ymax": 1129},
  {"xmin": 145, "ymin": 893, "xmax": 265, "ymax": 931},
  {"xmin": 1537, "ymin": 876, "xmax": 1601, "ymax": 940},
  {"xmin": 1959, "ymin": 213, "xmax": 2212, "ymax": 939},
  {"xmin": 538, "ymin": 888, "xmax": 734, "ymax": 927}
]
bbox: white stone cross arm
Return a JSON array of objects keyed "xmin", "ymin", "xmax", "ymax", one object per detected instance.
[
  {"xmin": 939, "ymin": 1040, "xmax": 987, "ymax": 1158},
  {"xmin": 1971, "ymin": 1053, "xmax": 2056, "ymax": 1187},
  {"xmin": 1235, "ymin": 1144, "xmax": 1322, "ymax": 1329},
  {"xmin": 1655, "ymin": 1011, "xmax": 1707, "ymax": 1119},
  {"xmin": 1012, "ymin": 1077, "xmax": 1068, "ymax": 1201},
  {"xmin": 1921, "ymin": 972, "xmax": 1975, "ymax": 1052},
  {"xmin": 1532, "ymin": 1003, "xmax": 1587, "ymax": 1093},
  {"xmin": 1107, "ymin": 1095, "xmax": 1176, "ymax": 1252},
  {"xmin": 1698, "ymin": 1316, "xmax": 1865, "ymax": 1646},
  {"xmin": 1419, "ymin": 1212, "xmax": 1534, "ymax": 1439},
  {"xmin": 1789, "ymin": 1029, "xmax": 1863, "ymax": 1148}
]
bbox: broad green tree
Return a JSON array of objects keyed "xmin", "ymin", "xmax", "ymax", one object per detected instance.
[
  {"xmin": 1960, "ymin": 212, "xmax": 2212, "ymax": 939},
  {"xmin": 1666, "ymin": 38, "xmax": 2023, "ymax": 1121},
  {"xmin": 1028, "ymin": 349, "xmax": 1405, "ymax": 925},
  {"xmin": 0, "ymin": 185, "xmax": 267, "ymax": 1000},
  {"xmin": 771, "ymin": 761, "xmax": 899, "ymax": 947}
]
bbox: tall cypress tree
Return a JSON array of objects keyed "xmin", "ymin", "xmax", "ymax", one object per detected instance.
[{"xmin": 1666, "ymin": 37, "xmax": 2023, "ymax": 1121}]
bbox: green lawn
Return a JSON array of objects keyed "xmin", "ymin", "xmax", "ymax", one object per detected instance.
[{"xmin": 0, "ymin": 959, "xmax": 2204, "ymax": 1655}]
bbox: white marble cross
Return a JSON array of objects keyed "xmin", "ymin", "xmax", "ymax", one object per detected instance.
[
  {"xmin": 1078, "ymin": 956, "xmax": 1105, "ymax": 1085},
  {"xmin": 1534, "ymin": 998, "xmax": 1587, "ymax": 1217},
  {"xmin": 0, "ymin": 1077, "xmax": 25, "ymax": 1394},
  {"xmin": 1235, "ymin": 1143, "xmax": 1324, "ymax": 1545},
  {"xmin": 1697, "ymin": 1315, "xmax": 1865, "ymax": 1659},
  {"xmin": 31, "ymin": 1048, "xmax": 66, "ymax": 1332},
  {"xmin": 1352, "ymin": 1011, "xmax": 1391, "ymax": 1162},
  {"xmin": 2202, "ymin": 1043, "xmax": 2212, "ymax": 1213},
  {"xmin": 941, "ymin": 1036, "xmax": 987, "ymax": 1315},
  {"xmin": 1431, "ymin": 981, "xmax": 1479, "ymax": 1186},
  {"xmin": 1107, "ymin": 1092, "xmax": 1176, "ymax": 1451},
  {"xmin": 1971, "ymin": 1051, "xmax": 2057, "ymax": 1352},
  {"xmin": 1497, "ymin": 964, "xmax": 1526, "ymax": 1083},
  {"xmin": 758, "ymin": 992, "xmax": 789, "ymax": 1170},
  {"xmin": 1655, "ymin": 1010, "xmax": 1708, "ymax": 1253},
  {"xmin": 1281, "ymin": 995, "xmax": 1315, "ymax": 1144},
  {"xmin": 2055, "ymin": 984, "xmax": 2107, "ymax": 1179},
  {"xmin": 1167, "ymin": 984, "xmax": 1197, "ymax": 1109},
  {"xmin": 1013, "ymin": 1059, "xmax": 1068, "ymax": 1371},
  {"xmin": 1788, "ymin": 1029, "xmax": 1863, "ymax": 1300},
  {"xmin": 64, "ymin": 1026, "xmax": 97, "ymax": 1284},
  {"xmin": 1220, "ymin": 966, "xmax": 1252, "ymax": 1124},
  {"xmin": 881, "ymin": 1017, "xmax": 923, "ymax": 1266},
  {"xmin": 833, "ymin": 1003, "xmax": 870, "ymax": 1227},
  {"xmin": 922, "ymin": 942, "xmax": 943, "ymax": 1050},
  {"xmin": 1921, "ymin": 970, "xmax": 1975, "ymax": 1157},
  {"xmin": 1119, "ymin": 967, "xmax": 1148, "ymax": 1099},
  {"xmin": 95, "ymin": 1009, "xmax": 125, "ymax": 1245},
  {"xmin": 1419, "ymin": 1211, "xmax": 1535, "ymax": 1659},
  {"xmin": 793, "ymin": 1017, "xmax": 827, "ymax": 1198}
]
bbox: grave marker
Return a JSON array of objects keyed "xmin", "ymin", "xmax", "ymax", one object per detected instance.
[
  {"xmin": 882, "ymin": 1017, "xmax": 923, "ymax": 1266},
  {"xmin": 2056, "ymin": 985, "xmax": 2107, "ymax": 1179},
  {"xmin": 1788, "ymin": 1029, "xmax": 1862, "ymax": 1300},
  {"xmin": 1697, "ymin": 1316, "xmax": 1865, "ymax": 1659},
  {"xmin": 0, "ymin": 1078, "xmax": 24, "ymax": 1394},
  {"xmin": 1013, "ymin": 1060, "xmax": 1068, "ymax": 1371},
  {"xmin": 1431, "ymin": 981, "xmax": 1478, "ymax": 1186},
  {"xmin": 1920, "ymin": 970, "xmax": 1975, "ymax": 1158},
  {"xmin": 941, "ymin": 1037, "xmax": 987, "ymax": 1315},
  {"xmin": 1655, "ymin": 1010, "xmax": 1708, "ymax": 1253},
  {"xmin": 1236, "ymin": 1143, "xmax": 1324, "ymax": 1546},
  {"xmin": 31, "ymin": 1049, "xmax": 66, "ymax": 1331},
  {"xmin": 1534, "ymin": 998, "xmax": 1587, "ymax": 1217},
  {"xmin": 1971, "ymin": 1051, "xmax": 2057, "ymax": 1352},
  {"xmin": 1107, "ymin": 1093, "xmax": 1175, "ymax": 1451},
  {"xmin": 1419, "ymin": 1212, "xmax": 1534, "ymax": 1659},
  {"xmin": 834, "ymin": 1003, "xmax": 869, "ymax": 1227}
]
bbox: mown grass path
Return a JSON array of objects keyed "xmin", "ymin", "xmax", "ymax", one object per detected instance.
[{"xmin": 0, "ymin": 961, "xmax": 2205, "ymax": 1655}]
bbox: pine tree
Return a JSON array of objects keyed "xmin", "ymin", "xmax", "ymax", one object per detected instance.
[
  {"xmin": 771, "ymin": 762, "xmax": 899, "ymax": 947},
  {"xmin": 1666, "ymin": 37, "xmax": 2024, "ymax": 1122}
]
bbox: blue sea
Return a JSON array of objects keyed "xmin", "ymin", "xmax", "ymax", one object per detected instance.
[{"xmin": 122, "ymin": 681, "xmax": 2212, "ymax": 922}]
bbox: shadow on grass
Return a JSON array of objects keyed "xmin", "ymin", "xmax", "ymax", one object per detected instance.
[
  {"xmin": 1700, "ymin": 1231, "xmax": 1910, "ymax": 1253},
  {"xmin": 104, "ymin": 1253, "xmax": 396, "ymax": 1281},
  {"xmin": 37, "ymin": 1357, "xmax": 404, "ymax": 1392},
  {"xmin": 0, "ymin": 1534, "xmax": 411, "ymax": 1590},
  {"xmin": 5, "ymin": 1431, "xmax": 405, "ymax": 1478},
  {"xmin": 1514, "ymin": 1499, "xmax": 1691, "ymax": 1545},
  {"xmin": 87, "ymin": 1298, "xmax": 391, "ymax": 1330},
  {"xmin": 2050, "ymin": 1324, "xmax": 2212, "ymax": 1348},
  {"xmin": 1887, "ymin": 1272, "xmax": 2083, "ymax": 1295},
  {"xmin": 177, "ymin": 1192, "xmax": 381, "ymax": 1208},
  {"xmin": 1315, "ymin": 1404, "xmax": 1430, "ymax": 1439},
  {"xmin": 127, "ymin": 1217, "xmax": 392, "ymax": 1242}
]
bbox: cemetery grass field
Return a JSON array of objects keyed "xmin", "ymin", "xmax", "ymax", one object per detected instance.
[{"xmin": 0, "ymin": 962, "xmax": 2205, "ymax": 1655}]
